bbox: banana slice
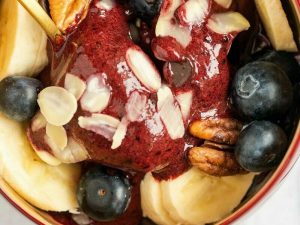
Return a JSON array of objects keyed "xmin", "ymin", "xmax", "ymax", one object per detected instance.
[
  {"xmin": 0, "ymin": 113, "xmax": 81, "ymax": 211},
  {"xmin": 255, "ymin": 0, "xmax": 298, "ymax": 52},
  {"xmin": 141, "ymin": 173, "xmax": 177, "ymax": 225},
  {"xmin": 0, "ymin": 0, "xmax": 48, "ymax": 78},
  {"xmin": 141, "ymin": 167, "xmax": 255, "ymax": 225}
]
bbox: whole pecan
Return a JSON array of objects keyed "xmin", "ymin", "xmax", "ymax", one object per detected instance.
[
  {"xmin": 188, "ymin": 146, "xmax": 247, "ymax": 176},
  {"xmin": 189, "ymin": 118, "xmax": 243, "ymax": 145}
]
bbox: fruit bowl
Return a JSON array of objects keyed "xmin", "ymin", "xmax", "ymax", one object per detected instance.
[{"xmin": 0, "ymin": 0, "xmax": 300, "ymax": 225}]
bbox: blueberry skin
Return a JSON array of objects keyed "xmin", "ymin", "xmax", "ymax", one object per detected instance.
[
  {"xmin": 235, "ymin": 121, "xmax": 287, "ymax": 172},
  {"xmin": 252, "ymin": 49, "xmax": 300, "ymax": 83},
  {"xmin": 77, "ymin": 167, "xmax": 131, "ymax": 222},
  {"xmin": 0, "ymin": 76, "xmax": 43, "ymax": 121},
  {"xmin": 231, "ymin": 61, "xmax": 293, "ymax": 120},
  {"xmin": 129, "ymin": 0, "xmax": 162, "ymax": 24}
]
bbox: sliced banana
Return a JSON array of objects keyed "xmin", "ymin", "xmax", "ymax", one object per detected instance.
[
  {"xmin": 141, "ymin": 167, "xmax": 255, "ymax": 225},
  {"xmin": 0, "ymin": 113, "xmax": 81, "ymax": 211},
  {"xmin": 255, "ymin": 0, "xmax": 298, "ymax": 52},
  {"xmin": 0, "ymin": 0, "xmax": 48, "ymax": 78},
  {"xmin": 141, "ymin": 173, "xmax": 177, "ymax": 225}
]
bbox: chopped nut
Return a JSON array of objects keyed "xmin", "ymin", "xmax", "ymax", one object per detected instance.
[
  {"xmin": 207, "ymin": 12, "xmax": 250, "ymax": 34},
  {"xmin": 49, "ymin": 0, "xmax": 92, "ymax": 32},
  {"xmin": 38, "ymin": 86, "xmax": 78, "ymax": 126},
  {"xmin": 189, "ymin": 118, "xmax": 243, "ymax": 145},
  {"xmin": 188, "ymin": 146, "xmax": 246, "ymax": 176},
  {"xmin": 203, "ymin": 140, "xmax": 234, "ymax": 151},
  {"xmin": 64, "ymin": 73, "xmax": 86, "ymax": 100},
  {"xmin": 31, "ymin": 111, "xmax": 47, "ymax": 132},
  {"xmin": 46, "ymin": 123, "xmax": 68, "ymax": 150}
]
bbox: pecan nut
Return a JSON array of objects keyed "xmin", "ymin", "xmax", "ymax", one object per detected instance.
[
  {"xmin": 189, "ymin": 118, "xmax": 243, "ymax": 145},
  {"xmin": 49, "ymin": 0, "xmax": 91, "ymax": 32},
  {"xmin": 188, "ymin": 146, "xmax": 247, "ymax": 176}
]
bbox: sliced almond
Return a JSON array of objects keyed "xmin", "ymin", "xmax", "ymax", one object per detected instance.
[
  {"xmin": 111, "ymin": 117, "xmax": 129, "ymax": 149},
  {"xmin": 38, "ymin": 86, "xmax": 78, "ymax": 126},
  {"xmin": 126, "ymin": 47, "xmax": 161, "ymax": 92},
  {"xmin": 35, "ymin": 150, "xmax": 62, "ymax": 166},
  {"xmin": 213, "ymin": 0, "xmax": 232, "ymax": 8},
  {"xmin": 80, "ymin": 76, "xmax": 111, "ymax": 113},
  {"xmin": 177, "ymin": 0, "xmax": 209, "ymax": 25},
  {"xmin": 78, "ymin": 114, "xmax": 120, "ymax": 141},
  {"xmin": 157, "ymin": 85, "xmax": 185, "ymax": 140},
  {"xmin": 255, "ymin": 0, "xmax": 298, "ymax": 52},
  {"xmin": 31, "ymin": 111, "xmax": 47, "ymax": 132},
  {"xmin": 64, "ymin": 73, "xmax": 86, "ymax": 100},
  {"xmin": 49, "ymin": 0, "xmax": 91, "ymax": 32},
  {"xmin": 207, "ymin": 12, "xmax": 250, "ymax": 34},
  {"xmin": 125, "ymin": 91, "xmax": 147, "ymax": 122},
  {"xmin": 156, "ymin": 0, "xmax": 192, "ymax": 47},
  {"xmin": 95, "ymin": 0, "xmax": 115, "ymax": 11},
  {"xmin": 175, "ymin": 91, "xmax": 193, "ymax": 120},
  {"xmin": 45, "ymin": 135, "xmax": 88, "ymax": 163},
  {"xmin": 46, "ymin": 123, "xmax": 68, "ymax": 150}
]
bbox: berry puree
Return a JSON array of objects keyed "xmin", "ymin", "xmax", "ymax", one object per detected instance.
[
  {"xmin": 28, "ymin": 0, "xmax": 238, "ymax": 177},
  {"xmin": 26, "ymin": 0, "xmax": 247, "ymax": 224}
]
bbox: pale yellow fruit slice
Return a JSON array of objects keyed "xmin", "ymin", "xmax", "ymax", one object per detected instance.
[
  {"xmin": 0, "ymin": 0, "xmax": 48, "ymax": 78},
  {"xmin": 0, "ymin": 113, "xmax": 81, "ymax": 211},
  {"xmin": 160, "ymin": 168, "xmax": 254, "ymax": 225},
  {"xmin": 255, "ymin": 0, "xmax": 298, "ymax": 52},
  {"xmin": 141, "ymin": 173, "xmax": 177, "ymax": 225},
  {"xmin": 141, "ymin": 167, "xmax": 255, "ymax": 225}
]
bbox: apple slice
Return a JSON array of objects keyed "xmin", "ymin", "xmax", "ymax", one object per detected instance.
[{"xmin": 255, "ymin": 0, "xmax": 298, "ymax": 52}]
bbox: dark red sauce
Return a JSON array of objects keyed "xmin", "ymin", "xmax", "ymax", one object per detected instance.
[{"xmin": 27, "ymin": 0, "xmax": 252, "ymax": 224}]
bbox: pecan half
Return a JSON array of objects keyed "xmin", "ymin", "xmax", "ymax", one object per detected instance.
[
  {"xmin": 188, "ymin": 146, "xmax": 247, "ymax": 176},
  {"xmin": 189, "ymin": 118, "xmax": 243, "ymax": 145},
  {"xmin": 49, "ymin": 0, "xmax": 91, "ymax": 32}
]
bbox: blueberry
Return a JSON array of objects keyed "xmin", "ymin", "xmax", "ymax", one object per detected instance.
[
  {"xmin": 235, "ymin": 121, "xmax": 287, "ymax": 172},
  {"xmin": 0, "ymin": 76, "xmax": 43, "ymax": 121},
  {"xmin": 129, "ymin": 0, "xmax": 162, "ymax": 24},
  {"xmin": 77, "ymin": 167, "xmax": 131, "ymax": 222},
  {"xmin": 252, "ymin": 49, "xmax": 300, "ymax": 83},
  {"xmin": 231, "ymin": 61, "xmax": 293, "ymax": 120}
]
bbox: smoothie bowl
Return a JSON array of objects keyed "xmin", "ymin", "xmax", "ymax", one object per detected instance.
[{"xmin": 0, "ymin": 0, "xmax": 299, "ymax": 224}]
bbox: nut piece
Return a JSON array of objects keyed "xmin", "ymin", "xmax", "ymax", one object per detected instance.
[
  {"xmin": 49, "ymin": 0, "xmax": 91, "ymax": 32},
  {"xmin": 31, "ymin": 111, "xmax": 47, "ymax": 132},
  {"xmin": 189, "ymin": 118, "xmax": 243, "ymax": 145},
  {"xmin": 46, "ymin": 123, "xmax": 68, "ymax": 150},
  {"xmin": 188, "ymin": 146, "xmax": 246, "ymax": 176},
  {"xmin": 64, "ymin": 73, "xmax": 86, "ymax": 100},
  {"xmin": 38, "ymin": 86, "xmax": 78, "ymax": 126},
  {"xmin": 207, "ymin": 12, "xmax": 250, "ymax": 34},
  {"xmin": 214, "ymin": 0, "xmax": 232, "ymax": 8}
]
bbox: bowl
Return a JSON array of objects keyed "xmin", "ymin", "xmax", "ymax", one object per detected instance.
[{"xmin": 1, "ymin": 0, "xmax": 300, "ymax": 225}]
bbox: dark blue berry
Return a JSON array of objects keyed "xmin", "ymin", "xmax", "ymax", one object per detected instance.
[
  {"xmin": 0, "ymin": 76, "xmax": 43, "ymax": 121},
  {"xmin": 235, "ymin": 121, "xmax": 287, "ymax": 172},
  {"xmin": 130, "ymin": 0, "xmax": 162, "ymax": 24},
  {"xmin": 77, "ymin": 167, "xmax": 131, "ymax": 222},
  {"xmin": 231, "ymin": 61, "xmax": 293, "ymax": 120}
]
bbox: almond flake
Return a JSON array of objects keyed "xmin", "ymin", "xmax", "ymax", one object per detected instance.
[
  {"xmin": 35, "ymin": 150, "xmax": 62, "ymax": 166},
  {"xmin": 179, "ymin": 0, "xmax": 209, "ymax": 25},
  {"xmin": 125, "ymin": 91, "xmax": 147, "ymax": 122},
  {"xmin": 38, "ymin": 86, "xmax": 78, "ymax": 126},
  {"xmin": 46, "ymin": 123, "xmax": 68, "ymax": 150},
  {"xmin": 111, "ymin": 117, "xmax": 129, "ymax": 149},
  {"xmin": 157, "ymin": 85, "xmax": 185, "ymax": 139},
  {"xmin": 80, "ymin": 76, "xmax": 111, "ymax": 113},
  {"xmin": 31, "ymin": 111, "xmax": 47, "ymax": 132},
  {"xmin": 64, "ymin": 73, "xmax": 86, "ymax": 100},
  {"xmin": 207, "ymin": 12, "xmax": 250, "ymax": 34},
  {"xmin": 78, "ymin": 114, "xmax": 120, "ymax": 141},
  {"xmin": 156, "ymin": 0, "xmax": 192, "ymax": 47},
  {"xmin": 176, "ymin": 91, "xmax": 193, "ymax": 120},
  {"xmin": 126, "ymin": 47, "xmax": 161, "ymax": 92},
  {"xmin": 214, "ymin": 0, "xmax": 232, "ymax": 8}
]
